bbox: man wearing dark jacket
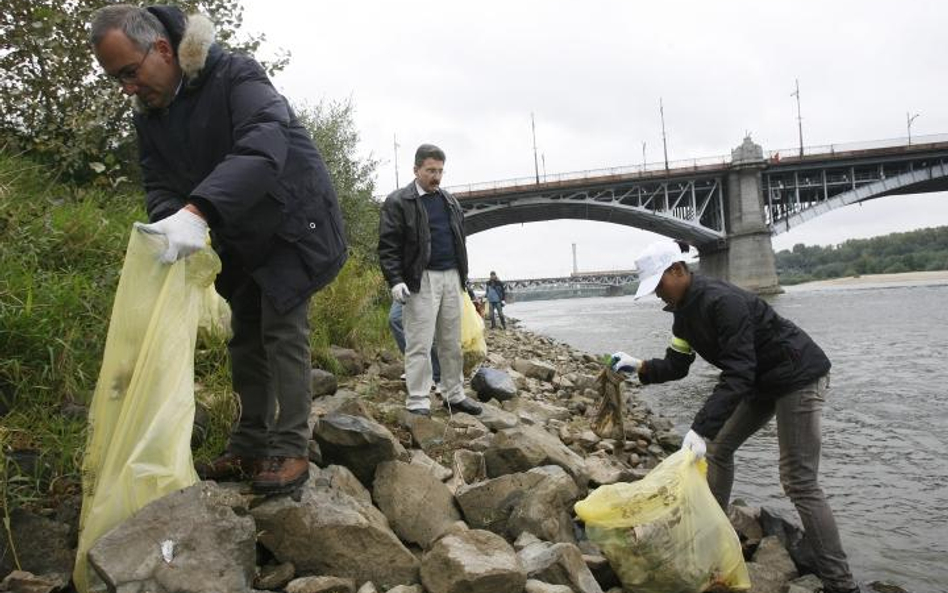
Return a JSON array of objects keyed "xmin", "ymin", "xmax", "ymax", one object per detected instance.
[
  {"xmin": 91, "ymin": 5, "xmax": 347, "ymax": 494},
  {"xmin": 378, "ymin": 144, "xmax": 481, "ymax": 417},
  {"xmin": 611, "ymin": 240, "xmax": 858, "ymax": 593}
]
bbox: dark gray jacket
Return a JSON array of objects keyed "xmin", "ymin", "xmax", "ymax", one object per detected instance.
[
  {"xmin": 640, "ymin": 274, "xmax": 831, "ymax": 440},
  {"xmin": 377, "ymin": 183, "xmax": 468, "ymax": 292},
  {"xmin": 134, "ymin": 6, "xmax": 347, "ymax": 314}
]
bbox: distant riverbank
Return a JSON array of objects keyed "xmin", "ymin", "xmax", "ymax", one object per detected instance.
[{"xmin": 787, "ymin": 270, "xmax": 948, "ymax": 290}]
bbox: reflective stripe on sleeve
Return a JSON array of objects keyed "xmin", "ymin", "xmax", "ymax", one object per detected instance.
[{"xmin": 670, "ymin": 336, "xmax": 693, "ymax": 354}]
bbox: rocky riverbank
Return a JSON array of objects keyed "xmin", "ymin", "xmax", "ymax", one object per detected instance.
[{"xmin": 1, "ymin": 324, "xmax": 908, "ymax": 593}]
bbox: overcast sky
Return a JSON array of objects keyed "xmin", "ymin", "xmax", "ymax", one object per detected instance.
[{"xmin": 244, "ymin": 0, "xmax": 947, "ymax": 279}]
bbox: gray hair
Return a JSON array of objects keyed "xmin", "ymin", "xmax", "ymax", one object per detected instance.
[
  {"xmin": 414, "ymin": 144, "xmax": 446, "ymax": 167},
  {"xmin": 89, "ymin": 4, "xmax": 168, "ymax": 51}
]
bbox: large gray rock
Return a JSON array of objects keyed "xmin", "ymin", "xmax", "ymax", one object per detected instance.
[
  {"xmin": 310, "ymin": 368, "xmax": 338, "ymax": 396},
  {"xmin": 485, "ymin": 425, "xmax": 589, "ymax": 490},
  {"xmin": 408, "ymin": 415, "xmax": 456, "ymax": 452},
  {"xmin": 330, "ymin": 345, "xmax": 365, "ymax": 375},
  {"xmin": 471, "ymin": 368, "xmax": 518, "ymax": 402},
  {"xmin": 584, "ymin": 453, "xmax": 636, "ymax": 486},
  {"xmin": 786, "ymin": 574, "xmax": 823, "ymax": 593},
  {"xmin": 308, "ymin": 389, "xmax": 360, "ymax": 433},
  {"xmin": 409, "ymin": 449, "xmax": 453, "ymax": 482},
  {"xmin": 420, "ymin": 530, "xmax": 526, "ymax": 593},
  {"xmin": 373, "ymin": 461, "xmax": 464, "ymax": 549},
  {"xmin": 455, "ymin": 466, "xmax": 578, "ymax": 544},
  {"xmin": 513, "ymin": 359, "xmax": 557, "ymax": 382},
  {"xmin": 518, "ymin": 540, "xmax": 603, "ymax": 593},
  {"xmin": 455, "ymin": 471, "xmax": 547, "ymax": 535},
  {"xmin": 508, "ymin": 466, "xmax": 581, "ymax": 544},
  {"xmin": 752, "ymin": 535, "xmax": 798, "ymax": 582},
  {"xmin": 502, "ymin": 399, "xmax": 571, "ymax": 426},
  {"xmin": 0, "ymin": 509, "xmax": 73, "ymax": 583},
  {"xmin": 759, "ymin": 507, "xmax": 816, "ymax": 574},
  {"xmin": 728, "ymin": 503, "xmax": 763, "ymax": 551},
  {"xmin": 88, "ymin": 482, "xmax": 256, "ymax": 593},
  {"xmin": 285, "ymin": 576, "xmax": 356, "ymax": 593},
  {"xmin": 744, "ymin": 561, "xmax": 788, "ymax": 593},
  {"xmin": 252, "ymin": 466, "xmax": 418, "ymax": 589},
  {"xmin": 477, "ymin": 403, "xmax": 519, "ymax": 431},
  {"xmin": 314, "ymin": 412, "xmax": 407, "ymax": 485}
]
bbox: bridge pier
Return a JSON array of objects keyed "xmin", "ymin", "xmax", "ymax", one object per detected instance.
[{"xmin": 700, "ymin": 137, "xmax": 783, "ymax": 294}]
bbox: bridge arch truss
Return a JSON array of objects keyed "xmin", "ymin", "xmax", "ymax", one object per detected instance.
[{"xmin": 457, "ymin": 175, "xmax": 727, "ymax": 247}]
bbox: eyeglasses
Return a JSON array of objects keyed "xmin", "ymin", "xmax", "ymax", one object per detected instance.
[{"xmin": 108, "ymin": 45, "xmax": 152, "ymax": 85}]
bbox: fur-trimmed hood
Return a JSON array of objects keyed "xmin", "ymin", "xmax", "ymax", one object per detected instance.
[{"xmin": 135, "ymin": 6, "xmax": 216, "ymax": 111}]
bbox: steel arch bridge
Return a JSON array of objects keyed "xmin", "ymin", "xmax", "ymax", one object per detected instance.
[{"xmin": 444, "ymin": 135, "xmax": 948, "ymax": 245}]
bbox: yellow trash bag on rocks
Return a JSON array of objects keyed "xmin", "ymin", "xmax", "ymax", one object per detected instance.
[
  {"xmin": 574, "ymin": 449, "xmax": 751, "ymax": 593},
  {"xmin": 461, "ymin": 290, "xmax": 487, "ymax": 358},
  {"xmin": 73, "ymin": 229, "xmax": 221, "ymax": 593}
]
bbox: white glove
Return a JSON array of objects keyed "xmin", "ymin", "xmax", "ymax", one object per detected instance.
[
  {"xmin": 134, "ymin": 208, "xmax": 208, "ymax": 264},
  {"xmin": 501, "ymin": 300, "xmax": 506, "ymax": 306},
  {"xmin": 681, "ymin": 429, "xmax": 707, "ymax": 460},
  {"xmin": 391, "ymin": 282, "xmax": 411, "ymax": 304},
  {"xmin": 610, "ymin": 351, "xmax": 642, "ymax": 374}
]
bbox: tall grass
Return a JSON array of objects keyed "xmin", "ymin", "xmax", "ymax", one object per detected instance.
[{"xmin": 0, "ymin": 151, "xmax": 391, "ymax": 507}]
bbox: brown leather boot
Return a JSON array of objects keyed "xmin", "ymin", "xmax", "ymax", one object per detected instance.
[
  {"xmin": 195, "ymin": 452, "xmax": 260, "ymax": 481},
  {"xmin": 252, "ymin": 457, "xmax": 309, "ymax": 494}
]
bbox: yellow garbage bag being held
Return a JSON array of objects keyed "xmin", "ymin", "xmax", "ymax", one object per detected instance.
[
  {"xmin": 460, "ymin": 289, "xmax": 487, "ymax": 372},
  {"xmin": 73, "ymin": 229, "xmax": 222, "ymax": 593},
  {"xmin": 574, "ymin": 449, "xmax": 751, "ymax": 593}
]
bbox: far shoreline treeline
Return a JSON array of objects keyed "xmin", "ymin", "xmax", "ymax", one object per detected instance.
[{"xmin": 775, "ymin": 226, "xmax": 948, "ymax": 285}]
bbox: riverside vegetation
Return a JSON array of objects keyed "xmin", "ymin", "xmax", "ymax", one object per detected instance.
[{"xmin": 775, "ymin": 226, "xmax": 948, "ymax": 285}]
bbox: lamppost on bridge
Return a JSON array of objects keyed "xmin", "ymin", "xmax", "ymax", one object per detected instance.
[
  {"xmin": 531, "ymin": 112, "xmax": 540, "ymax": 185},
  {"xmin": 641, "ymin": 141, "xmax": 647, "ymax": 173},
  {"xmin": 660, "ymin": 98, "xmax": 669, "ymax": 174},
  {"xmin": 791, "ymin": 79, "xmax": 804, "ymax": 158},
  {"xmin": 393, "ymin": 134, "xmax": 400, "ymax": 188},
  {"xmin": 907, "ymin": 112, "xmax": 920, "ymax": 145}
]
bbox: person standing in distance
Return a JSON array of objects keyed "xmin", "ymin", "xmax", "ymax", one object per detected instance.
[
  {"xmin": 610, "ymin": 240, "xmax": 859, "ymax": 593},
  {"xmin": 378, "ymin": 144, "xmax": 482, "ymax": 417},
  {"xmin": 90, "ymin": 5, "xmax": 347, "ymax": 494}
]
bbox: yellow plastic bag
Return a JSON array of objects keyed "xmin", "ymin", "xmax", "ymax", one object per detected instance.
[
  {"xmin": 460, "ymin": 290, "xmax": 487, "ymax": 357},
  {"xmin": 197, "ymin": 283, "xmax": 232, "ymax": 340},
  {"xmin": 574, "ymin": 449, "xmax": 751, "ymax": 593},
  {"xmin": 73, "ymin": 229, "xmax": 221, "ymax": 593},
  {"xmin": 460, "ymin": 290, "xmax": 487, "ymax": 373}
]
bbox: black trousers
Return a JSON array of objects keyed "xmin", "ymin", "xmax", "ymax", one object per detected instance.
[{"xmin": 225, "ymin": 273, "xmax": 311, "ymax": 458}]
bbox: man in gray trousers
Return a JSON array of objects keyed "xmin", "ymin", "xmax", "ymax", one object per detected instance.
[{"xmin": 378, "ymin": 144, "xmax": 482, "ymax": 417}]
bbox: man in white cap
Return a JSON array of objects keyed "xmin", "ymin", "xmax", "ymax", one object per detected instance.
[{"xmin": 611, "ymin": 240, "xmax": 859, "ymax": 593}]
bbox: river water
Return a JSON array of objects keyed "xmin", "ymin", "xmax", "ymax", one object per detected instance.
[{"xmin": 507, "ymin": 279, "xmax": 948, "ymax": 593}]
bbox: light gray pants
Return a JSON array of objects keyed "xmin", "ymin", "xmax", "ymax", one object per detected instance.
[
  {"xmin": 226, "ymin": 275, "xmax": 312, "ymax": 458},
  {"xmin": 402, "ymin": 269, "xmax": 465, "ymax": 411},
  {"xmin": 706, "ymin": 374, "xmax": 856, "ymax": 591}
]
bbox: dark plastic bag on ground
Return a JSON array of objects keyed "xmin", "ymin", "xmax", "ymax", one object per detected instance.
[{"xmin": 592, "ymin": 366, "xmax": 625, "ymax": 440}]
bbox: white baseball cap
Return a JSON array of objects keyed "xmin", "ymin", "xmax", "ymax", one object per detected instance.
[{"xmin": 634, "ymin": 241, "xmax": 687, "ymax": 299}]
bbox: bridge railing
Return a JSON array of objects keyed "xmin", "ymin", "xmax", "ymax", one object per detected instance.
[
  {"xmin": 765, "ymin": 132, "xmax": 948, "ymax": 161},
  {"xmin": 373, "ymin": 133, "xmax": 948, "ymax": 199},
  {"xmin": 444, "ymin": 154, "xmax": 730, "ymax": 195}
]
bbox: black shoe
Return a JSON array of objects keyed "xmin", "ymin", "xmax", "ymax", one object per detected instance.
[
  {"xmin": 407, "ymin": 408, "xmax": 431, "ymax": 417},
  {"xmin": 444, "ymin": 397, "xmax": 482, "ymax": 415}
]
